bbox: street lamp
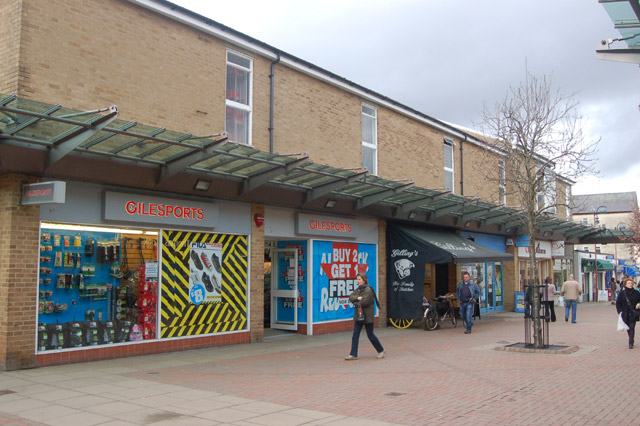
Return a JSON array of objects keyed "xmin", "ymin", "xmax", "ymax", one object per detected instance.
[{"xmin": 593, "ymin": 205, "xmax": 606, "ymax": 301}]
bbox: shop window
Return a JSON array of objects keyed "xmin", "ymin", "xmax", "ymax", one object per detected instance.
[
  {"xmin": 362, "ymin": 104, "xmax": 377, "ymax": 175},
  {"xmin": 37, "ymin": 223, "xmax": 249, "ymax": 352},
  {"xmin": 38, "ymin": 224, "xmax": 159, "ymax": 351},
  {"xmin": 444, "ymin": 138, "xmax": 454, "ymax": 193},
  {"xmin": 226, "ymin": 50, "xmax": 252, "ymax": 145}
]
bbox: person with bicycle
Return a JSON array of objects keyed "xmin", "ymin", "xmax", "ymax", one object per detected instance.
[{"xmin": 456, "ymin": 271, "xmax": 480, "ymax": 334}]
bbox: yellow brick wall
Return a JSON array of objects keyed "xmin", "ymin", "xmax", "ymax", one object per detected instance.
[
  {"xmin": 0, "ymin": 0, "xmax": 21, "ymax": 94},
  {"xmin": 0, "ymin": 174, "xmax": 39, "ymax": 370},
  {"xmin": 250, "ymin": 203, "xmax": 265, "ymax": 342}
]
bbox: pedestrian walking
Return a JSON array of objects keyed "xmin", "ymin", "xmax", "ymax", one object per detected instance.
[
  {"xmin": 345, "ymin": 273, "xmax": 384, "ymax": 360},
  {"xmin": 561, "ymin": 274, "xmax": 582, "ymax": 323},
  {"xmin": 611, "ymin": 278, "xmax": 618, "ymax": 302},
  {"xmin": 456, "ymin": 271, "xmax": 480, "ymax": 334},
  {"xmin": 541, "ymin": 276, "xmax": 560, "ymax": 322},
  {"xmin": 616, "ymin": 278, "xmax": 640, "ymax": 349}
]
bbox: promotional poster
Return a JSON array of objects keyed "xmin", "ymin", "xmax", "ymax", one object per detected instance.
[{"xmin": 312, "ymin": 241, "xmax": 377, "ymax": 322}]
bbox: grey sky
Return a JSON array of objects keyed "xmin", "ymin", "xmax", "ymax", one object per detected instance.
[{"xmin": 172, "ymin": 0, "xmax": 640, "ymax": 197}]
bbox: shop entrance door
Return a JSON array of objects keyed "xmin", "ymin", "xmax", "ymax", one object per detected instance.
[
  {"xmin": 270, "ymin": 248, "xmax": 299, "ymax": 331},
  {"xmin": 485, "ymin": 263, "xmax": 496, "ymax": 311}
]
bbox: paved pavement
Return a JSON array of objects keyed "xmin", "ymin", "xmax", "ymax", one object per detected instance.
[{"xmin": 0, "ymin": 302, "xmax": 636, "ymax": 426}]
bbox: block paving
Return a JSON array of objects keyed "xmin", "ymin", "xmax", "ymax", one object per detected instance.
[{"xmin": 0, "ymin": 302, "xmax": 636, "ymax": 425}]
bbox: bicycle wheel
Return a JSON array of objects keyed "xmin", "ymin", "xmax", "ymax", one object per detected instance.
[
  {"xmin": 424, "ymin": 309, "xmax": 438, "ymax": 331},
  {"xmin": 450, "ymin": 311, "xmax": 457, "ymax": 327},
  {"xmin": 389, "ymin": 318, "xmax": 413, "ymax": 329}
]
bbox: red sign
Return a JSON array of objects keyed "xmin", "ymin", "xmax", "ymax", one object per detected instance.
[{"xmin": 254, "ymin": 213, "xmax": 264, "ymax": 227}]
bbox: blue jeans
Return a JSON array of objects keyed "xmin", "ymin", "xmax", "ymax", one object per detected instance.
[
  {"xmin": 565, "ymin": 299, "xmax": 577, "ymax": 323},
  {"xmin": 460, "ymin": 301, "xmax": 474, "ymax": 332},
  {"xmin": 349, "ymin": 322, "xmax": 384, "ymax": 357}
]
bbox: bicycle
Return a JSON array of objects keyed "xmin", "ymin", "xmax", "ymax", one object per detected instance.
[{"xmin": 423, "ymin": 294, "xmax": 457, "ymax": 330}]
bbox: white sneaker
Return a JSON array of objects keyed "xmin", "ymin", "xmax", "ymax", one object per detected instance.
[
  {"xmin": 344, "ymin": 355, "xmax": 358, "ymax": 361},
  {"xmin": 377, "ymin": 350, "xmax": 385, "ymax": 359}
]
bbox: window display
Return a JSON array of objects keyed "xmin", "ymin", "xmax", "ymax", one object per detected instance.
[{"xmin": 37, "ymin": 224, "xmax": 158, "ymax": 352}]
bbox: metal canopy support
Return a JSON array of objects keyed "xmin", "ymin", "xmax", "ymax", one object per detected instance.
[
  {"xmin": 240, "ymin": 154, "xmax": 310, "ymax": 194},
  {"xmin": 110, "ymin": 127, "xmax": 166, "ymax": 154},
  {"xmin": 432, "ymin": 199, "xmax": 477, "ymax": 219},
  {"xmin": 393, "ymin": 190, "xmax": 450, "ymax": 216},
  {"xmin": 81, "ymin": 120, "xmax": 137, "ymax": 149},
  {"xmin": 355, "ymin": 181, "xmax": 414, "ymax": 210},
  {"xmin": 304, "ymin": 170, "xmax": 368, "ymax": 204},
  {"xmin": 7, "ymin": 104, "xmax": 62, "ymax": 135},
  {"xmin": 45, "ymin": 106, "xmax": 119, "ymax": 170},
  {"xmin": 482, "ymin": 211, "xmax": 519, "ymax": 227},
  {"xmin": 157, "ymin": 135, "xmax": 229, "ymax": 184},
  {"xmin": 566, "ymin": 227, "xmax": 602, "ymax": 240},
  {"xmin": 456, "ymin": 205, "xmax": 505, "ymax": 225}
]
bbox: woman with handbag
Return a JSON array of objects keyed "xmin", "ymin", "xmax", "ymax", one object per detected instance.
[
  {"xmin": 616, "ymin": 278, "xmax": 640, "ymax": 349},
  {"xmin": 345, "ymin": 273, "xmax": 385, "ymax": 360}
]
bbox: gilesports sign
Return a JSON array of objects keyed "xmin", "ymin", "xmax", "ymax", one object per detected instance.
[
  {"xmin": 295, "ymin": 213, "xmax": 359, "ymax": 238},
  {"xmin": 103, "ymin": 191, "xmax": 218, "ymax": 229}
]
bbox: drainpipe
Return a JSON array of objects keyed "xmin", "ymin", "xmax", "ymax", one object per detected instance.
[
  {"xmin": 459, "ymin": 134, "xmax": 467, "ymax": 196},
  {"xmin": 269, "ymin": 52, "xmax": 281, "ymax": 154}
]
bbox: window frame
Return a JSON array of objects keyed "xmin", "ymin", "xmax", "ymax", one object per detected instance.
[
  {"xmin": 361, "ymin": 103, "xmax": 377, "ymax": 175},
  {"xmin": 444, "ymin": 138, "xmax": 454, "ymax": 194},
  {"xmin": 225, "ymin": 50, "xmax": 253, "ymax": 145}
]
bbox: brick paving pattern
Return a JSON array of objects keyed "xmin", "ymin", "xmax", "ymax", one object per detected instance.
[{"xmin": 0, "ymin": 302, "xmax": 636, "ymax": 425}]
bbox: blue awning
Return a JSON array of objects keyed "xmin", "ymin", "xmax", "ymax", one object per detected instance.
[{"xmin": 624, "ymin": 266, "xmax": 640, "ymax": 277}]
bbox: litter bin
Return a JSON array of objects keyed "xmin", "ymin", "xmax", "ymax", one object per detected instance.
[{"xmin": 607, "ymin": 288, "xmax": 612, "ymax": 301}]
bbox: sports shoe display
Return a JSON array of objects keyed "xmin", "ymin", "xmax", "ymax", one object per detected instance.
[
  {"xmin": 201, "ymin": 272, "xmax": 214, "ymax": 292},
  {"xmin": 190, "ymin": 250, "xmax": 203, "ymax": 270},
  {"xmin": 201, "ymin": 252, "xmax": 213, "ymax": 271},
  {"xmin": 211, "ymin": 253, "xmax": 222, "ymax": 273},
  {"xmin": 211, "ymin": 273, "xmax": 221, "ymax": 293}
]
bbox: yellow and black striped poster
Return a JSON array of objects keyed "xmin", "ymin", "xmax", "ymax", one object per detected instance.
[{"xmin": 160, "ymin": 230, "xmax": 248, "ymax": 338}]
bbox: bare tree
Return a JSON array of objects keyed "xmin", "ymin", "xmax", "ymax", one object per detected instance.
[{"xmin": 479, "ymin": 69, "xmax": 598, "ymax": 347}]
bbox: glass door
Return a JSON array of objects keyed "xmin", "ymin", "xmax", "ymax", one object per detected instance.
[{"xmin": 270, "ymin": 249, "xmax": 299, "ymax": 331}]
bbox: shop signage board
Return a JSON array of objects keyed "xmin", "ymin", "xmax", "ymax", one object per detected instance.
[
  {"xmin": 312, "ymin": 240, "xmax": 376, "ymax": 322},
  {"xmin": 103, "ymin": 191, "xmax": 218, "ymax": 229},
  {"xmin": 21, "ymin": 181, "xmax": 66, "ymax": 205},
  {"xmin": 551, "ymin": 241, "xmax": 565, "ymax": 257},
  {"xmin": 517, "ymin": 241, "xmax": 552, "ymax": 259},
  {"xmin": 295, "ymin": 213, "xmax": 359, "ymax": 238}
]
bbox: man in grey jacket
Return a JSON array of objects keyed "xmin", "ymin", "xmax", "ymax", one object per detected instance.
[
  {"xmin": 561, "ymin": 274, "xmax": 582, "ymax": 323},
  {"xmin": 456, "ymin": 272, "xmax": 481, "ymax": 334}
]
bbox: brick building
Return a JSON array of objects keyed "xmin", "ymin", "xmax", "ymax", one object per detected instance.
[{"xmin": 0, "ymin": 0, "xmax": 592, "ymax": 370}]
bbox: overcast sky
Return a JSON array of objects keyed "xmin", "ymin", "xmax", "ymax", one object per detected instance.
[{"xmin": 172, "ymin": 0, "xmax": 640, "ymax": 198}]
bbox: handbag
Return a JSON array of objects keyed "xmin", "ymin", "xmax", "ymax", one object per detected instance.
[
  {"xmin": 618, "ymin": 312, "xmax": 629, "ymax": 332},
  {"xmin": 356, "ymin": 302, "xmax": 365, "ymax": 323}
]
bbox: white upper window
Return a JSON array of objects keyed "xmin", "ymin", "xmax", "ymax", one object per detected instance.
[
  {"xmin": 444, "ymin": 139, "xmax": 454, "ymax": 193},
  {"xmin": 362, "ymin": 104, "xmax": 377, "ymax": 175},
  {"xmin": 225, "ymin": 51, "xmax": 252, "ymax": 145},
  {"xmin": 565, "ymin": 186, "xmax": 571, "ymax": 219},
  {"xmin": 498, "ymin": 159, "xmax": 506, "ymax": 205}
]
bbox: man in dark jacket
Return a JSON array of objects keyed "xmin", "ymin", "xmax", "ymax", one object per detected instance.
[{"xmin": 456, "ymin": 272, "xmax": 481, "ymax": 334}]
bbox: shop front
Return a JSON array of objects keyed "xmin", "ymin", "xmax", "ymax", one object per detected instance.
[
  {"xmin": 459, "ymin": 231, "xmax": 509, "ymax": 313},
  {"xmin": 516, "ymin": 236, "xmax": 553, "ymax": 290},
  {"xmin": 35, "ymin": 181, "xmax": 251, "ymax": 365},
  {"xmin": 263, "ymin": 207, "xmax": 379, "ymax": 336},
  {"xmin": 386, "ymin": 224, "xmax": 513, "ymax": 322}
]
